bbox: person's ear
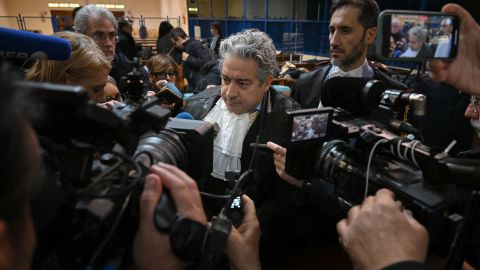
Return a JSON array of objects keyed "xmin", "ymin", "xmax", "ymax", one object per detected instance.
[
  {"xmin": 0, "ymin": 221, "xmax": 12, "ymax": 270},
  {"xmin": 365, "ymin": 27, "xmax": 377, "ymax": 45},
  {"xmin": 263, "ymin": 75, "xmax": 273, "ymax": 93}
]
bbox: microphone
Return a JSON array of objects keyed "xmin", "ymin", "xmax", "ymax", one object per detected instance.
[
  {"xmin": 321, "ymin": 77, "xmax": 386, "ymax": 116},
  {"xmin": 0, "ymin": 27, "xmax": 71, "ymax": 60},
  {"xmin": 175, "ymin": 112, "xmax": 194, "ymax": 120}
]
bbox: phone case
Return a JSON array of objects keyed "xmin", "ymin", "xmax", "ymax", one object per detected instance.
[{"xmin": 155, "ymin": 83, "xmax": 184, "ymax": 104}]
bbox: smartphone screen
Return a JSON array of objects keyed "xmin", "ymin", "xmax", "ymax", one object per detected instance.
[{"xmin": 377, "ymin": 10, "xmax": 460, "ymax": 61}]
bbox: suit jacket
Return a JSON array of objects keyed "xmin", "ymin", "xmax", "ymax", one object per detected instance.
[
  {"xmin": 117, "ymin": 30, "xmax": 140, "ymax": 60},
  {"xmin": 182, "ymin": 86, "xmax": 301, "ymax": 201},
  {"xmin": 291, "ymin": 62, "xmax": 407, "ymax": 109},
  {"xmin": 182, "ymin": 39, "xmax": 210, "ymax": 91}
]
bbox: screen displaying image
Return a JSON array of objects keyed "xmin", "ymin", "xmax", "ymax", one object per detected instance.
[
  {"xmin": 291, "ymin": 113, "xmax": 328, "ymax": 142},
  {"xmin": 389, "ymin": 14, "xmax": 455, "ymax": 58}
]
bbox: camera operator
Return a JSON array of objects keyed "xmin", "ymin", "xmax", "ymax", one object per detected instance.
[
  {"xmin": 0, "ymin": 70, "xmax": 261, "ymax": 270},
  {"xmin": 134, "ymin": 163, "xmax": 261, "ymax": 270},
  {"xmin": 338, "ymin": 3, "xmax": 480, "ymax": 270},
  {"xmin": 291, "ymin": 0, "xmax": 406, "ymax": 109},
  {"xmin": 337, "ymin": 189, "xmax": 429, "ymax": 270}
]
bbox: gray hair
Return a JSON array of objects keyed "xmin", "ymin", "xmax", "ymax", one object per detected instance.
[
  {"xmin": 74, "ymin": 4, "xmax": 118, "ymax": 34},
  {"xmin": 219, "ymin": 29, "xmax": 278, "ymax": 84},
  {"xmin": 408, "ymin": 26, "xmax": 427, "ymax": 43},
  {"xmin": 441, "ymin": 17, "xmax": 452, "ymax": 26}
]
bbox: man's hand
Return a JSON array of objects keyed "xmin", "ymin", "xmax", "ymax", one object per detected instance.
[
  {"xmin": 225, "ymin": 195, "xmax": 261, "ymax": 270},
  {"xmin": 428, "ymin": 4, "xmax": 480, "ymax": 96},
  {"xmin": 267, "ymin": 141, "xmax": 303, "ymax": 188},
  {"xmin": 133, "ymin": 163, "xmax": 207, "ymax": 270},
  {"xmin": 337, "ymin": 189, "xmax": 429, "ymax": 270},
  {"xmin": 182, "ymin": 52, "xmax": 190, "ymax": 61}
]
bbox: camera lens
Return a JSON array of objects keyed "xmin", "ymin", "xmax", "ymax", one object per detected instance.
[
  {"xmin": 134, "ymin": 129, "xmax": 189, "ymax": 170},
  {"xmin": 315, "ymin": 140, "xmax": 366, "ymax": 205}
]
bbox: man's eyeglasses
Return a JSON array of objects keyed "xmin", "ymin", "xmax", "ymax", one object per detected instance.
[
  {"xmin": 153, "ymin": 71, "xmax": 177, "ymax": 79},
  {"xmin": 92, "ymin": 31, "xmax": 117, "ymax": 42}
]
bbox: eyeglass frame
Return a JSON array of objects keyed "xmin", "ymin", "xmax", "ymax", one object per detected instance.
[
  {"xmin": 152, "ymin": 70, "xmax": 178, "ymax": 79},
  {"xmin": 91, "ymin": 31, "xmax": 118, "ymax": 42}
]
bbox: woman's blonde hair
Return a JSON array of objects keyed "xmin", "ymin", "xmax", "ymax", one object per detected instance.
[{"xmin": 26, "ymin": 31, "xmax": 111, "ymax": 83}]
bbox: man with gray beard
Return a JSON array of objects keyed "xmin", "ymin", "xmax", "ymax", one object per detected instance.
[{"xmin": 291, "ymin": 0, "xmax": 405, "ymax": 109}]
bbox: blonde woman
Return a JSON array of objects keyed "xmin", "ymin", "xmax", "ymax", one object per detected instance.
[{"xmin": 27, "ymin": 31, "xmax": 111, "ymax": 105}]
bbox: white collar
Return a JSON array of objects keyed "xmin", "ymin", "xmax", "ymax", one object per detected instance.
[
  {"xmin": 203, "ymin": 99, "xmax": 250, "ymax": 180},
  {"xmin": 328, "ymin": 59, "xmax": 373, "ymax": 79}
]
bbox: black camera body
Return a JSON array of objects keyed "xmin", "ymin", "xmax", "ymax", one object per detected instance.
[
  {"xmin": 23, "ymin": 79, "xmax": 215, "ymax": 269},
  {"xmin": 282, "ymin": 77, "xmax": 480, "ymax": 257}
]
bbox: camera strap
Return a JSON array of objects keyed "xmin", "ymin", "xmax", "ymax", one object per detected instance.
[{"xmin": 194, "ymin": 214, "xmax": 232, "ymax": 270}]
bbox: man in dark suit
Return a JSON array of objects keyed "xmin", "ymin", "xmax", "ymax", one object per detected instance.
[
  {"xmin": 181, "ymin": 30, "xmax": 306, "ymax": 258},
  {"xmin": 117, "ymin": 19, "xmax": 141, "ymax": 60},
  {"xmin": 170, "ymin": 27, "xmax": 210, "ymax": 92},
  {"xmin": 291, "ymin": 0, "xmax": 406, "ymax": 109}
]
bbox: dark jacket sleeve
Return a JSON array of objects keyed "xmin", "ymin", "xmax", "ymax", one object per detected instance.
[
  {"xmin": 290, "ymin": 66, "xmax": 330, "ymax": 109},
  {"xmin": 304, "ymin": 178, "xmax": 344, "ymax": 221},
  {"xmin": 181, "ymin": 86, "xmax": 221, "ymax": 120},
  {"xmin": 381, "ymin": 261, "xmax": 428, "ymax": 270},
  {"xmin": 117, "ymin": 37, "xmax": 130, "ymax": 57},
  {"xmin": 186, "ymin": 41, "xmax": 210, "ymax": 69}
]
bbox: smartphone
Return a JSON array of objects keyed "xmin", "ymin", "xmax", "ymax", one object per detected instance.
[
  {"xmin": 377, "ymin": 10, "xmax": 460, "ymax": 61},
  {"xmin": 155, "ymin": 82, "xmax": 183, "ymax": 104}
]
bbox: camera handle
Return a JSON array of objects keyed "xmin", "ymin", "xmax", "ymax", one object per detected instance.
[{"xmin": 444, "ymin": 190, "xmax": 480, "ymax": 270}]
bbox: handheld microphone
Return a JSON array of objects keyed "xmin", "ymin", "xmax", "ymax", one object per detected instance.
[
  {"xmin": 0, "ymin": 27, "xmax": 71, "ymax": 60},
  {"xmin": 175, "ymin": 112, "xmax": 194, "ymax": 120}
]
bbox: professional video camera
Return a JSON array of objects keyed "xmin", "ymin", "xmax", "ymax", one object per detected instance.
[
  {"xmin": 283, "ymin": 77, "xmax": 480, "ymax": 265},
  {"xmin": 22, "ymin": 76, "xmax": 215, "ymax": 269},
  {"xmin": 1, "ymin": 27, "xmax": 239, "ymax": 270}
]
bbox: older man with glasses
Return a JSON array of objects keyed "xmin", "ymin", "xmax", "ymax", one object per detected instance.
[{"xmin": 74, "ymin": 4, "xmax": 149, "ymax": 96}]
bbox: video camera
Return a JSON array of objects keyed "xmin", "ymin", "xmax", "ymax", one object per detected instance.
[
  {"xmin": 283, "ymin": 76, "xmax": 480, "ymax": 259},
  {"xmin": 22, "ymin": 73, "xmax": 215, "ymax": 269}
]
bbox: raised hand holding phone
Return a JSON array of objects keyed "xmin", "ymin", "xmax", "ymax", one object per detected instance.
[{"xmin": 377, "ymin": 10, "xmax": 460, "ymax": 61}]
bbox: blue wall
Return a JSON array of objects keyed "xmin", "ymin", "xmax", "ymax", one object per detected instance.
[{"xmin": 188, "ymin": 0, "xmax": 466, "ymax": 57}]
